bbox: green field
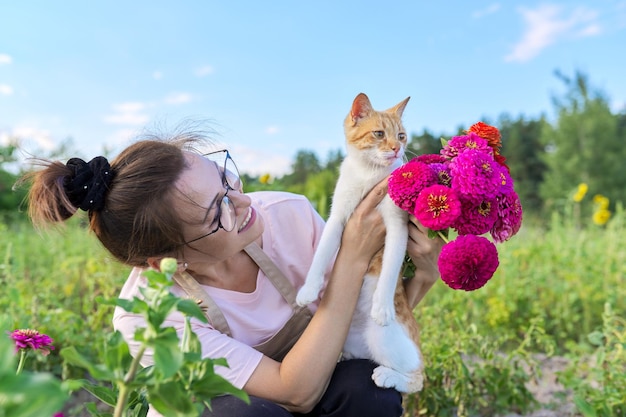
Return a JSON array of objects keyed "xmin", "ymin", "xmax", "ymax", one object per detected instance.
[{"xmin": 2, "ymin": 204, "xmax": 624, "ymax": 417}]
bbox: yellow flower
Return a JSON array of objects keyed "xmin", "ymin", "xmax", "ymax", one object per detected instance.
[
  {"xmin": 592, "ymin": 208, "xmax": 611, "ymax": 226},
  {"xmin": 259, "ymin": 173, "xmax": 272, "ymax": 184},
  {"xmin": 573, "ymin": 183, "xmax": 588, "ymax": 202},
  {"xmin": 593, "ymin": 194, "xmax": 610, "ymax": 209}
]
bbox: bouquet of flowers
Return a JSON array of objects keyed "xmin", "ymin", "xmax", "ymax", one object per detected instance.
[{"xmin": 389, "ymin": 122, "xmax": 523, "ymax": 291}]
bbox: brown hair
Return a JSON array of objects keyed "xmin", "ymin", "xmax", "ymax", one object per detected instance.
[{"xmin": 24, "ymin": 134, "xmax": 205, "ymax": 267}]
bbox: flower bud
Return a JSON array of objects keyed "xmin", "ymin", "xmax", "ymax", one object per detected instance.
[{"xmin": 160, "ymin": 257, "xmax": 178, "ymax": 275}]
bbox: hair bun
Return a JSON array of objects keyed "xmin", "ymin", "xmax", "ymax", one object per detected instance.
[{"xmin": 63, "ymin": 156, "xmax": 114, "ymax": 211}]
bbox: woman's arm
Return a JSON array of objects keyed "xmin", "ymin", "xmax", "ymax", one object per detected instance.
[
  {"xmin": 243, "ymin": 182, "xmax": 389, "ymax": 413},
  {"xmin": 403, "ymin": 215, "xmax": 444, "ymax": 309}
]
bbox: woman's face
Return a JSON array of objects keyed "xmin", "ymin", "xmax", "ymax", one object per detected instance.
[{"xmin": 174, "ymin": 152, "xmax": 264, "ymax": 263}]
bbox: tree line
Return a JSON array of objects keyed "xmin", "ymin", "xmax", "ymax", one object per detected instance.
[{"xmin": 2, "ymin": 70, "xmax": 625, "ymax": 225}]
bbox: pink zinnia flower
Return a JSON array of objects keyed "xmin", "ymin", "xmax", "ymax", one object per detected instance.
[
  {"xmin": 388, "ymin": 159, "xmax": 437, "ymax": 212},
  {"xmin": 441, "ymin": 132, "xmax": 492, "ymax": 160},
  {"xmin": 491, "ymin": 190, "xmax": 523, "ymax": 243},
  {"xmin": 438, "ymin": 235, "xmax": 499, "ymax": 291},
  {"xmin": 449, "ymin": 149, "xmax": 501, "ymax": 203},
  {"xmin": 9, "ymin": 329, "xmax": 55, "ymax": 356},
  {"xmin": 414, "ymin": 184, "xmax": 461, "ymax": 230},
  {"xmin": 452, "ymin": 197, "xmax": 499, "ymax": 235}
]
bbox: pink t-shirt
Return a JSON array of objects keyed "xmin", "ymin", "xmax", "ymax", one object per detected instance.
[{"xmin": 112, "ymin": 191, "xmax": 330, "ymax": 392}]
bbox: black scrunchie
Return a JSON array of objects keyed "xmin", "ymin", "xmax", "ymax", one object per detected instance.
[{"xmin": 63, "ymin": 156, "xmax": 114, "ymax": 211}]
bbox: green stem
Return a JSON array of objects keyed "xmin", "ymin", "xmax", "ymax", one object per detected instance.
[
  {"xmin": 15, "ymin": 350, "xmax": 26, "ymax": 375},
  {"xmin": 113, "ymin": 345, "xmax": 147, "ymax": 417},
  {"xmin": 436, "ymin": 230, "xmax": 450, "ymax": 244}
]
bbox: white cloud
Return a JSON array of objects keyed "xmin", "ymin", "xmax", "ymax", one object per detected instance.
[
  {"xmin": 194, "ymin": 65, "xmax": 214, "ymax": 77},
  {"xmin": 505, "ymin": 5, "xmax": 601, "ymax": 63},
  {"xmin": 0, "ymin": 84, "xmax": 13, "ymax": 95},
  {"xmin": 0, "ymin": 54, "xmax": 12, "ymax": 65},
  {"xmin": 163, "ymin": 92, "xmax": 193, "ymax": 105},
  {"xmin": 472, "ymin": 3, "xmax": 501, "ymax": 19},
  {"xmin": 106, "ymin": 128, "xmax": 140, "ymax": 147},
  {"xmin": 265, "ymin": 126, "xmax": 280, "ymax": 135},
  {"xmin": 2, "ymin": 126, "xmax": 55, "ymax": 151},
  {"xmin": 231, "ymin": 144, "xmax": 292, "ymax": 176},
  {"xmin": 103, "ymin": 101, "xmax": 150, "ymax": 125},
  {"xmin": 113, "ymin": 102, "xmax": 145, "ymax": 112}
]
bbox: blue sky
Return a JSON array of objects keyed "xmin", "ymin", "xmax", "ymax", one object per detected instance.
[{"xmin": 1, "ymin": 1, "xmax": 625, "ymax": 176}]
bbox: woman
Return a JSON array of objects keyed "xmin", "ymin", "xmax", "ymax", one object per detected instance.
[{"xmin": 26, "ymin": 129, "xmax": 443, "ymax": 416}]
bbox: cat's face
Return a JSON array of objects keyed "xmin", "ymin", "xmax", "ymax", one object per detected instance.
[{"xmin": 343, "ymin": 93, "xmax": 410, "ymax": 167}]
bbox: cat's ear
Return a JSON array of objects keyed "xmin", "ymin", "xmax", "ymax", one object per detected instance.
[
  {"xmin": 349, "ymin": 93, "xmax": 373, "ymax": 124},
  {"xmin": 388, "ymin": 96, "xmax": 410, "ymax": 118}
]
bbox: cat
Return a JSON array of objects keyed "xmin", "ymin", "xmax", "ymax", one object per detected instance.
[{"xmin": 296, "ymin": 93, "xmax": 424, "ymax": 393}]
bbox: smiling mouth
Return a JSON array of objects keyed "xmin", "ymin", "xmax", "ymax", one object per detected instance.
[{"xmin": 238, "ymin": 208, "xmax": 253, "ymax": 232}]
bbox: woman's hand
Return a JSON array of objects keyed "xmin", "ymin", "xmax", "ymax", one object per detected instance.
[{"xmin": 404, "ymin": 215, "xmax": 444, "ymax": 308}]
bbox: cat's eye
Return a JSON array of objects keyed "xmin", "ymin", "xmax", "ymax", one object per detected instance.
[
  {"xmin": 398, "ymin": 133, "xmax": 407, "ymax": 141},
  {"xmin": 372, "ymin": 131, "xmax": 385, "ymax": 139}
]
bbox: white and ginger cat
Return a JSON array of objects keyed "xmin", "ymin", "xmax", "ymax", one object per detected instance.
[{"xmin": 296, "ymin": 93, "xmax": 424, "ymax": 393}]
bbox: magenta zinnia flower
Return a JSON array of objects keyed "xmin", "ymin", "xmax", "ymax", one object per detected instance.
[
  {"xmin": 438, "ymin": 235, "xmax": 499, "ymax": 291},
  {"xmin": 429, "ymin": 162, "xmax": 452, "ymax": 186},
  {"xmin": 414, "ymin": 184, "xmax": 461, "ymax": 230},
  {"xmin": 491, "ymin": 190, "xmax": 523, "ymax": 243},
  {"xmin": 496, "ymin": 164, "xmax": 514, "ymax": 195},
  {"xmin": 9, "ymin": 329, "xmax": 55, "ymax": 356},
  {"xmin": 449, "ymin": 149, "xmax": 501, "ymax": 203},
  {"xmin": 452, "ymin": 196, "xmax": 499, "ymax": 235},
  {"xmin": 441, "ymin": 132, "xmax": 492, "ymax": 160},
  {"xmin": 416, "ymin": 153, "xmax": 447, "ymax": 164},
  {"xmin": 388, "ymin": 159, "xmax": 437, "ymax": 212}
]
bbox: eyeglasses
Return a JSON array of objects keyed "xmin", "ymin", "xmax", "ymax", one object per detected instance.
[{"xmin": 183, "ymin": 150, "xmax": 243, "ymax": 245}]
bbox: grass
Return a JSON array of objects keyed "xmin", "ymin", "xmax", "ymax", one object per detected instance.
[{"xmin": 1, "ymin": 207, "xmax": 624, "ymax": 416}]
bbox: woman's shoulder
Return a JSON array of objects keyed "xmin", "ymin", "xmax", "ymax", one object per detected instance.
[{"xmin": 248, "ymin": 190, "xmax": 310, "ymax": 207}]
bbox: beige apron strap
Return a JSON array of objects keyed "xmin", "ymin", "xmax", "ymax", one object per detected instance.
[
  {"xmin": 172, "ymin": 270, "xmax": 232, "ymax": 337},
  {"xmin": 244, "ymin": 242, "xmax": 299, "ymax": 308}
]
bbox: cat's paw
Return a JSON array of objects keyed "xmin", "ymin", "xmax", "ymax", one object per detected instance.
[
  {"xmin": 296, "ymin": 283, "xmax": 321, "ymax": 306},
  {"xmin": 407, "ymin": 370, "xmax": 424, "ymax": 393},
  {"xmin": 372, "ymin": 366, "xmax": 410, "ymax": 393},
  {"xmin": 370, "ymin": 300, "xmax": 395, "ymax": 326}
]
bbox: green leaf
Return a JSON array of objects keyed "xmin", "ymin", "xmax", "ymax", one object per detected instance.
[
  {"xmin": 177, "ymin": 298, "xmax": 209, "ymax": 323},
  {"xmin": 191, "ymin": 368, "xmax": 249, "ymax": 404},
  {"xmin": 587, "ymin": 330, "xmax": 605, "ymax": 346},
  {"xmin": 103, "ymin": 331, "xmax": 133, "ymax": 377},
  {"xmin": 0, "ymin": 372, "xmax": 68, "ymax": 417},
  {"xmin": 574, "ymin": 395, "xmax": 598, "ymax": 417},
  {"xmin": 143, "ymin": 269, "xmax": 173, "ymax": 287},
  {"xmin": 152, "ymin": 329, "xmax": 184, "ymax": 379},
  {"xmin": 115, "ymin": 296, "xmax": 150, "ymax": 315},
  {"xmin": 60, "ymin": 346, "xmax": 115, "ymax": 381},
  {"xmin": 79, "ymin": 379, "xmax": 119, "ymax": 406},
  {"xmin": 148, "ymin": 381, "xmax": 197, "ymax": 417}
]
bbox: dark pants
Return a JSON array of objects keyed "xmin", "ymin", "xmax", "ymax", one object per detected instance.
[{"xmin": 202, "ymin": 359, "xmax": 403, "ymax": 417}]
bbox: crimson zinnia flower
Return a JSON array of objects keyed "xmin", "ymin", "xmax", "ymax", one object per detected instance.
[
  {"xmin": 438, "ymin": 235, "xmax": 499, "ymax": 291},
  {"xmin": 453, "ymin": 196, "xmax": 499, "ymax": 235},
  {"xmin": 414, "ymin": 184, "xmax": 461, "ymax": 230},
  {"xmin": 9, "ymin": 329, "xmax": 55, "ymax": 356},
  {"xmin": 388, "ymin": 159, "xmax": 437, "ymax": 212},
  {"xmin": 491, "ymin": 190, "xmax": 523, "ymax": 243}
]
